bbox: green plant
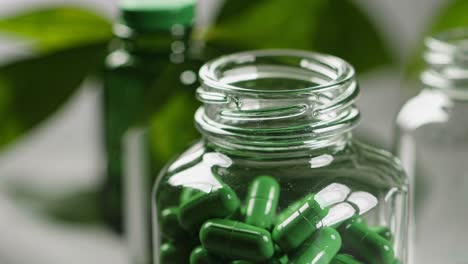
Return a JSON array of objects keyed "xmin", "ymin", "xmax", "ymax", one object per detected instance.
[
  {"xmin": 202, "ymin": 0, "xmax": 394, "ymax": 73},
  {"xmin": 0, "ymin": 7, "xmax": 112, "ymax": 150},
  {"xmin": 0, "ymin": 2, "xmax": 396, "ymax": 152}
]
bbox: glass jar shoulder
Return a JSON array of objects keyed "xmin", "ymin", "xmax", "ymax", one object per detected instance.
[
  {"xmin": 154, "ymin": 139, "xmax": 407, "ymax": 201},
  {"xmin": 153, "ymin": 139, "xmax": 408, "ymax": 263},
  {"xmin": 349, "ymin": 140, "xmax": 408, "ymax": 188}
]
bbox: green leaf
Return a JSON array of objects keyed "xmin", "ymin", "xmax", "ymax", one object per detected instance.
[
  {"xmin": 0, "ymin": 7, "xmax": 112, "ymax": 150},
  {"xmin": 0, "ymin": 41, "xmax": 108, "ymax": 149},
  {"xmin": 313, "ymin": 0, "xmax": 394, "ymax": 73},
  {"xmin": 209, "ymin": 0, "xmax": 325, "ymax": 50},
  {"xmin": 201, "ymin": 0, "xmax": 394, "ymax": 73},
  {"xmin": 430, "ymin": 0, "xmax": 468, "ymax": 34},
  {"xmin": 406, "ymin": 0, "xmax": 468, "ymax": 77},
  {"xmin": 9, "ymin": 186, "xmax": 103, "ymax": 224},
  {"xmin": 215, "ymin": 0, "xmax": 261, "ymax": 22},
  {"xmin": 149, "ymin": 92, "xmax": 199, "ymax": 166},
  {"xmin": 0, "ymin": 7, "xmax": 112, "ymax": 53}
]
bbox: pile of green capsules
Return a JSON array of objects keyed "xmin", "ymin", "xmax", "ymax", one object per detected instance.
[{"xmin": 158, "ymin": 176, "xmax": 400, "ymax": 264}]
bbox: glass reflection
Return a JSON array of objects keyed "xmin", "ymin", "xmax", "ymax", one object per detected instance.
[{"xmin": 168, "ymin": 152, "xmax": 232, "ymax": 193}]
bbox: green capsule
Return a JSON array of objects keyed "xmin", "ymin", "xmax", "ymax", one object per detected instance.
[
  {"xmin": 339, "ymin": 219, "xmax": 395, "ymax": 264},
  {"xmin": 231, "ymin": 256, "xmax": 288, "ymax": 264},
  {"xmin": 331, "ymin": 254, "xmax": 363, "ymax": 264},
  {"xmin": 289, "ymin": 227, "xmax": 341, "ymax": 264},
  {"xmin": 370, "ymin": 226, "xmax": 393, "ymax": 241},
  {"xmin": 200, "ymin": 219, "xmax": 275, "ymax": 262},
  {"xmin": 268, "ymin": 245, "xmax": 289, "ymax": 264},
  {"xmin": 190, "ymin": 246, "xmax": 220, "ymax": 264},
  {"xmin": 245, "ymin": 176, "xmax": 280, "ymax": 229},
  {"xmin": 179, "ymin": 185, "xmax": 241, "ymax": 231},
  {"xmin": 315, "ymin": 183, "xmax": 351, "ymax": 207},
  {"xmin": 273, "ymin": 194, "xmax": 329, "ymax": 252},
  {"xmin": 228, "ymin": 205, "xmax": 245, "ymax": 221},
  {"xmin": 159, "ymin": 242, "xmax": 187, "ymax": 264},
  {"xmin": 275, "ymin": 255, "xmax": 289, "ymax": 264},
  {"xmin": 352, "ymin": 216, "xmax": 367, "ymax": 226},
  {"xmin": 323, "ymin": 202, "xmax": 356, "ymax": 229},
  {"xmin": 160, "ymin": 207, "xmax": 188, "ymax": 241},
  {"xmin": 331, "ymin": 215, "xmax": 366, "ymax": 229},
  {"xmin": 275, "ymin": 196, "xmax": 306, "ymax": 225},
  {"xmin": 180, "ymin": 187, "xmax": 201, "ymax": 205}
]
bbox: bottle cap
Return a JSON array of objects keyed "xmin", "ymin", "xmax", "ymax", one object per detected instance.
[{"xmin": 119, "ymin": 0, "xmax": 196, "ymax": 32}]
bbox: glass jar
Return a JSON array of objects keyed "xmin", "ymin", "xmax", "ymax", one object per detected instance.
[
  {"xmin": 153, "ymin": 50, "xmax": 408, "ymax": 264},
  {"xmin": 395, "ymin": 29, "xmax": 468, "ymax": 263}
]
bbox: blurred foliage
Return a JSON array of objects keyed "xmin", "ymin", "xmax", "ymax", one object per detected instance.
[
  {"xmin": 201, "ymin": 0, "xmax": 394, "ymax": 73},
  {"xmin": 149, "ymin": 93, "xmax": 199, "ymax": 165},
  {"xmin": 9, "ymin": 186, "xmax": 102, "ymax": 224},
  {"xmin": 0, "ymin": 2, "xmax": 397, "ymax": 151},
  {"xmin": 0, "ymin": 42, "xmax": 108, "ymax": 148},
  {"xmin": 0, "ymin": 7, "xmax": 112, "ymax": 53},
  {"xmin": 407, "ymin": 0, "xmax": 468, "ymax": 77},
  {"xmin": 0, "ymin": 8, "xmax": 112, "ymax": 150}
]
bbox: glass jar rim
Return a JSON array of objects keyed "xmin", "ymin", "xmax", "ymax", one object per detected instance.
[
  {"xmin": 199, "ymin": 49, "xmax": 355, "ymax": 94},
  {"xmin": 422, "ymin": 28, "xmax": 468, "ymax": 98},
  {"xmin": 425, "ymin": 27, "xmax": 468, "ymax": 55},
  {"xmin": 195, "ymin": 49, "xmax": 359, "ymax": 157}
]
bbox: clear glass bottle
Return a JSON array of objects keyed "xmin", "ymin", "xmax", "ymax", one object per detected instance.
[
  {"xmin": 152, "ymin": 50, "xmax": 409, "ymax": 264},
  {"xmin": 102, "ymin": 0, "xmax": 199, "ymax": 234},
  {"xmin": 395, "ymin": 28, "xmax": 468, "ymax": 263}
]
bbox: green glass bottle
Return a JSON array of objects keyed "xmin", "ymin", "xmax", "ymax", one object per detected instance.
[{"xmin": 102, "ymin": 0, "xmax": 200, "ymax": 238}]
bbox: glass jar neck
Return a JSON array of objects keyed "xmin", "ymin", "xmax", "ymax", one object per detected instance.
[
  {"xmin": 112, "ymin": 23, "xmax": 191, "ymax": 60},
  {"xmin": 421, "ymin": 28, "xmax": 468, "ymax": 100},
  {"xmin": 195, "ymin": 50, "xmax": 360, "ymax": 158}
]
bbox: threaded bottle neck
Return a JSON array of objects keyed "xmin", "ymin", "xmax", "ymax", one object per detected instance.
[
  {"xmin": 422, "ymin": 28, "xmax": 468, "ymax": 99},
  {"xmin": 195, "ymin": 50, "xmax": 360, "ymax": 158}
]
